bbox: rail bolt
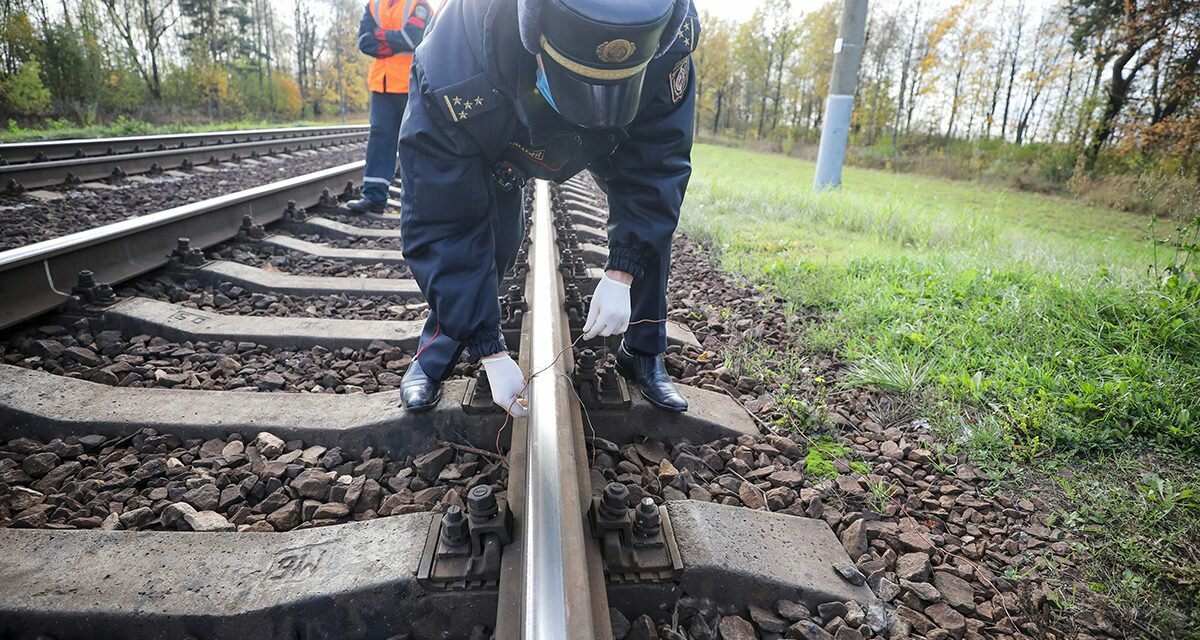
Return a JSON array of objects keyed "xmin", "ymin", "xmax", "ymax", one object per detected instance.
[
  {"xmin": 634, "ymin": 498, "xmax": 661, "ymax": 537},
  {"xmin": 600, "ymin": 482, "xmax": 630, "ymax": 520},
  {"xmin": 440, "ymin": 505, "xmax": 470, "ymax": 546},
  {"xmin": 93, "ymin": 283, "xmax": 116, "ymax": 305},
  {"xmin": 76, "ymin": 270, "xmax": 96, "ymax": 289},
  {"xmin": 577, "ymin": 349, "xmax": 598, "ymax": 378},
  {"xmin": 467, "ymin": 485, "xmax": 498, "ymax": 522},
  {"xmin": 475, "ymin": 368, "xmax": 491, "ymax": 393},
  {"xmin": 600, "ymin": 362, "xmax": 621, "ymax": 391}
]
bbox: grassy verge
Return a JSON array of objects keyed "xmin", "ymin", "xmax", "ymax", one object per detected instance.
[
  {"xmin": 0, "ymin": 115, "xmax": 369, "ymax": 143},
  {"xmin": 682, "ymin": 143, "xmax": 1200, "ymax": 633}
]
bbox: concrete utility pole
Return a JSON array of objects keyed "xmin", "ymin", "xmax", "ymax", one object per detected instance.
[{"xmin": 814, "ymin": 0, "xmax": 869, "ymax": 190}]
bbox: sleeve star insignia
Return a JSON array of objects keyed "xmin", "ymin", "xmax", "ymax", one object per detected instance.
[
  {"xmin": 459, "ymin": 110, "xmax": 469, "ymax": 119},
  {"xmin": 474, "ymin": 96, "xmax": 483, "ymax": 106},
  {"xmin": 453, "ymin": 97, "xmax": 463, "ymax": 105}
]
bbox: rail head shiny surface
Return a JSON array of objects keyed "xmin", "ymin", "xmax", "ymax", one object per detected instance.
[
  {"xmin": 518, "ymin": 180, "xmax": 614, "ymax": 640},
  {"xmin": 523, "ymin": 179, "xmax": 572, "ymax": 638},
  {"xmin": 0, "ymin": 125, "xmax": 370, "ymax": 164},
  {"xmin": 0, "ymin": 161, "xmax": 365, "ymax": 272}
]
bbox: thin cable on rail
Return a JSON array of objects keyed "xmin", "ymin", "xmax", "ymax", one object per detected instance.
[{"xmin": 492, "ymin": 317, "xmax": 672, "ymax": 460}]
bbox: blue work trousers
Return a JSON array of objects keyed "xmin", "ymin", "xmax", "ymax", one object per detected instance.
[
  {"xmin": 362, "ymin": 91, "xmax": 409, "ymax": 202},
  {"xmin": 411, "ymin": 182, "xmax": 526, "ymax": 381}
]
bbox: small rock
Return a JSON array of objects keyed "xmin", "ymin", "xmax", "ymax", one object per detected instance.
[
  {"xmin": 749, "ymin": 604, "xmax": 789, "ymax": 633},
  {"xmin": 776, "ymin": 599, "xmax": 811, "ymax": 622},
  {"xmin": 413, "ymin": 446, "xmax": 454, "ymax": 481},
  {"xmin": 182, "ymin": 483, "xmax": 220, "ymax": 511},
  {"xmin": 100, "ymin": 512, "xmax": 121, "ymax": 530},
  {"xmin": 832, "ymin": 560, "xmax": 865, "ymax": 586},
  {"xmin": 875, "ymin": 577, "xmax": 900, "ymax": 602},
  {"xmin": 258, "ymin": 372, "xmax": 286, "ymax": 390},
  {"xmin": 221, "ymin": 440, "xmax": 245, "ymax": 459},
  {"xmin": 816, "ymin": 602, "xmax": 848, "ymax": 624},
  {"xmin": 785, "ymin": 619, "xmax": 833, "ymax": 640},
  {"xmin": 902, "ymin": 579, "xmax": 942, "ymax": 602},
  {"xmin": 896, "ymin": 552, "xmax": 932, "ymax": 582},
  {"xmin": 833, "ymin": 627, "xmax": 863, "ymax": 640},
  {"xmin": 923, "ymin": 603, "xmax": 966, "ymax": 639},
  {"xmin": 162, "ymin": 502, "xmax": 198, "ymax": 529},
  {"xmin": 627, "ymin": 614, "xmax": 657, "ymax": 640},
  {"xmin": 688, "ymin": 614, "xmax": 714, "ymax": 640},
  {"xmin": 267, "ymin": 500, "xmax": 302, "ymax": 531},
  {"xmin": 22, "ymin": 452, "xmax": 60, "ymax": 478},
  {"xmin": 9, "ymin": 486, "xmax": 45, "ymax": 511},
  {"xmin": 118, "ymin": 506, "xmax": 156, "ymax": 529},
  {"xmin": 255, "ymin": 432, "xmax": 286, "ymax": 458},
  {"xmin": 609, "ymin": 608, "xmax": 631, "ymax": 639},
  {"xmin": 183, "ymin": 510, "xmax": 236, "ymax": 532},
  {"xmin": 864, "ymin": 603, "xmax": 888, "ymax": 634},
  {"xmin": 12, "ymin": 504, "xmax": 52, "ymax": 528},
  {"xmin": 839, "ymin": 518, "xmax": 867, "ymax": 559},
  {"xmin": 932, "ymin": 571, "xmax": 975, "ymax": 613},
  {"xmin": 313, "ymin": 502, "xmax": 351, "ymax": 519},
  {"xmin": 717, "ymin": 615, "xmax": 756, "ymax": 640},
  {"xmin": 292, "ymin": 469, "xmax": 334, "ymax": 500}
]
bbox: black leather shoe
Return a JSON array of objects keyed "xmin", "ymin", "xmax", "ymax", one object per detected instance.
[
  {"xmin": 401, "ymin": 361, "xmax": 442, "ymax": 412},
  {"xmin": 345, "ymin": 198, "xmax": 387, "ymax": 213},
  {"xmin": 615, "ymin": 342, "xmax": 688, "ymax": 412}
]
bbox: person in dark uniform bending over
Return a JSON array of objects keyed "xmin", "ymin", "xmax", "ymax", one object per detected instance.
[{"xmin": 398, "ymin": 0, "xmax": 701, "ymax": 418}]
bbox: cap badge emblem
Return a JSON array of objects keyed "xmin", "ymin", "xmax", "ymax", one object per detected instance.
[{"xmin": 596, "ymin": 39, "xmax": 636, "ymax": 64}]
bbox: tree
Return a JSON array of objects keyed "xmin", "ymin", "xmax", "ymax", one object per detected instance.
[
  {"xmin": 0, "ymin": 55, "xmax": 50, "ymax": 116},
  {"xmin": 1068, "ymin": 0, "xmax": 1193, "ymax": 170},
  {"xmin": 692, "ymin": 13, "xmax": 735, "ymax": 135},
  {"xmin": 99, "ymin": 0, "xmax": 178, "ymax": 99}
]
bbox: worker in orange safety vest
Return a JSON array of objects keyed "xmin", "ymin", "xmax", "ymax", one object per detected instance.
[{"xmin": 346, "ymin": 0, "xmax": 435, "ymax": 212}]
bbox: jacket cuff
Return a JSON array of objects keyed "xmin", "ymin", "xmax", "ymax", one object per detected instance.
[
  {"xmin": 375, "ymin": 29, "xmax": 394, "ymax": 57},
  {"xmin": 605, "ymin": 247, "xmax": 646, "ymax": 280},
  {"xmin": 464, "ymin": 325, "xmax": 507, "ymax": 360}
]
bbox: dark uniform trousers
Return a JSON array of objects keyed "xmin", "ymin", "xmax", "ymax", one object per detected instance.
[
  {"xmin": 362, "ymin": 92, "xmax": 409, "ymax": 203},
  {"xmin": 399, "ymin": 0, "xmax": 699, "ymax": 383}
]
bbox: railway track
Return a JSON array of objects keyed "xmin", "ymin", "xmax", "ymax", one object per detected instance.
[
  {"xmin": 0, "ymin": 163, "xmax": 878, "ymax": 639},
  {"xmin": 0, "ymin": 125, "xmax": 370, "ymax": 191}
]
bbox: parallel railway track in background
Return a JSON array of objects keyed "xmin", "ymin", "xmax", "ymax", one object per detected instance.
[
  {"xmin": 0, "ymin": 157, "xmax": 878, "ymax": 639},
  {"xmin": 0, "ymin": 126, "xmax": 370, "ymax": 191}
]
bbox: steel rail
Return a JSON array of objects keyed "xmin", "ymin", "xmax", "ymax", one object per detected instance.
[
  {"xmin": 0, "ymin": 125, "xmax": 369, "ymax": 165},
  {"xmin": 0, "ymin": 160, "xmax": 364, "ymax": 330},
  {"xmin": 495, "ymin": 180, "xmax": 613, "ymax": 640},
  {"xmin": 1, "ymin": 131, "xmax": 367, "ymax": 190}
]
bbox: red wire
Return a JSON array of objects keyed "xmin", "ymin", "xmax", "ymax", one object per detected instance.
[{"xmin": 412, "ymin": 322, "xmax": 441, "ymax": 361}]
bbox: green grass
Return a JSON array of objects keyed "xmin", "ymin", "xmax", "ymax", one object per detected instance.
[
  {"xmin": 0, "ymin": 115, "xmax": 368, "ymax": 143},
  {"xmin": 683, "ymin": 143, "xmax": 1199, "ymax": 457},
  {"xmin": 683, "ymin": 143, "xmax": 1200, "ymax": 634}
]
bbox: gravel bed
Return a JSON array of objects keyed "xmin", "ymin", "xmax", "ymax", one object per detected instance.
[
  {"xmin": 0, "ymin": 143, "xmax": 366, "ymax": 252},
  {"xmin": 0, "ymin": 429, "xmax": 505, "ymax": 532},
  {"xmin": 314, "ymin": 210, "xmax": 403, "ymax": 230},
  {"xmin": 581, "ymin": 234, "xmax": 1120, "ymax": 640},
  {"xmin": 611, "ymin": 595, "xmax": 892, "ymax": 640},
  {"xmin": 291, "ymin": 232, "xmax": 403, "ymax": 251},
  {"xmin": 0, "ymin": 317, "xmax": 416, "ymax": 393},
  {"xmin": 125, "ymin": 274, "xmax": 427, "ymax": 322},
  {"xmin": 215, "ymin": 241, "xmax": 413, "ymax": 279}
]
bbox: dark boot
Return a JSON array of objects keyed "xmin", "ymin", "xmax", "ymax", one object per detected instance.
[
  {"xmin": 615, "ymin": 341, "xmax": 688, "ymax": 412},
  {"xmin": 401, "ymin": 361, "xmax": 442, "ymax": 412},
  {"xmin": 345, "ymin": 198, "xmax": 387, "ymax": 213}
]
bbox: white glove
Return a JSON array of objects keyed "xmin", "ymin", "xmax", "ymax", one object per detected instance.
[
  {"xmin": 582, "ymin": 274, "xmax": 631, "ymax": 340},
  {"xmin": 481, "ymin": 353, "xmax": 529, "ymax": 418}
]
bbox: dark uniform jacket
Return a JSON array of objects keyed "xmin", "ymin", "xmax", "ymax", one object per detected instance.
[{"xmin": 399, "ymin": 0, "xmax": 700, "ymax": 359}]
